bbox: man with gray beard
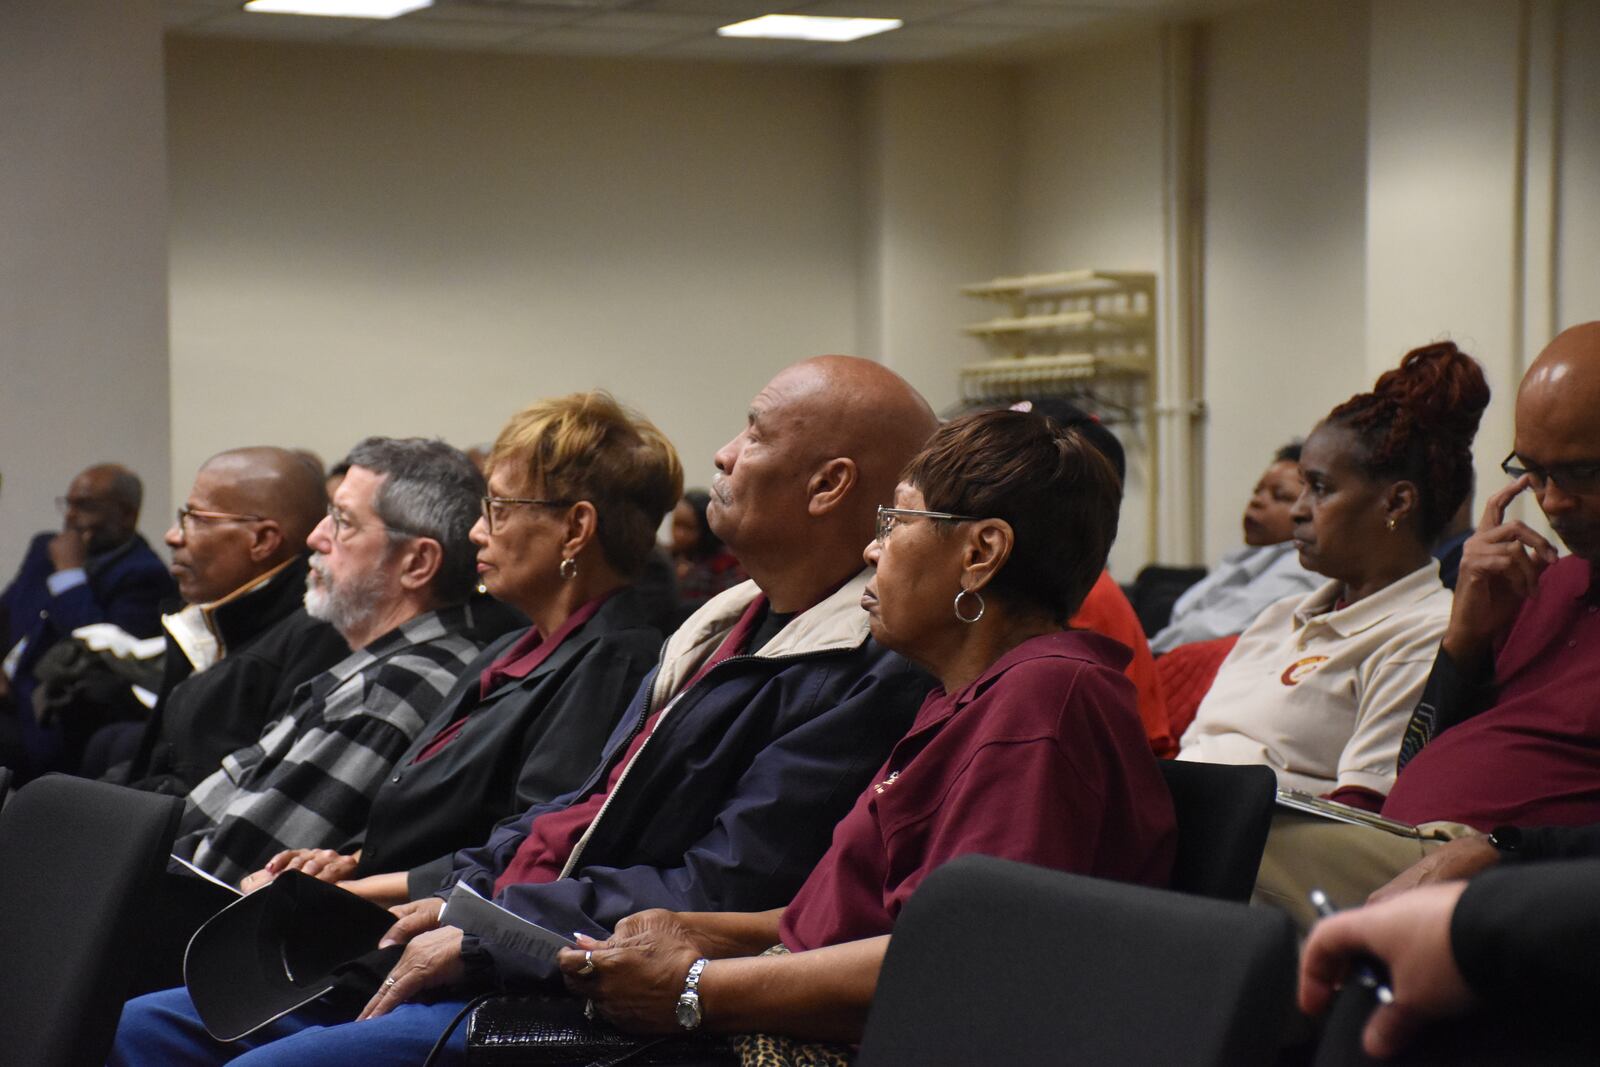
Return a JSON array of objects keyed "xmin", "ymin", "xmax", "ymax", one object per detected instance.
[{"xmin": 169, "ymin": 438, "xmax": 488, "ymax": 885}]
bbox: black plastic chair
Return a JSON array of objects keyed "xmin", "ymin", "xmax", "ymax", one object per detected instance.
[
  {"xmin": 0, "ymin": 774, "xmax": 183, "ymax": 1067},
  {"xmin": 1159, "ymin": 758, "xmax": 1278, "ymax": 902},
  {"xmin": 1127, "ymin": 564, "xmax": 1209, "ymax": 637},
  {"xmin": 856, "ymin": 854, "xmax": 1297, "ymax": 1066}
]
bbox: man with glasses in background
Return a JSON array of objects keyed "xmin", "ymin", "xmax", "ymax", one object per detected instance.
[
  {"xmin": 107, "ymin": 446, "xmax": 348, "ymax": 794},
  {"xmin": 167, "ymin": 436, "xmax": 488, "ymax": 884},
  {"xmin": 1255, "ymin": 320, "xmax": 1600, "ymax": 923},
  {"xmin": 0, "ymin": 463, "xmax": 175, "ymax": 778}
]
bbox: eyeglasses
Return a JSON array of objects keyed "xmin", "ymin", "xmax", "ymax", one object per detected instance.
[
  {"xmin": 175, "ymin": 504, "xmax": 264, "ymax": 533},
  {"xmin": 1501, "ymin": 451, "xmax": 1600, "ymax": 496},
  {"xmin": 325, "ymin": 503, "xmax": 418, "ymax": 543},
  {"xmin": 875, "ymin": 505, "xmax": 981, "ymax": 544},
  {"xmin": 480, "ymin": 495, "xmax": 573, "ymax": 534}
]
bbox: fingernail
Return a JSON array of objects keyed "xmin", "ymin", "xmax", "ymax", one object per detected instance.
[{"xmin": 378, "ymin": 939, "xmax": 397, "ymax": 949}]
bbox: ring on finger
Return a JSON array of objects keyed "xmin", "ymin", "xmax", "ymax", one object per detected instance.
[
  {"xmin": 577, "ymin": 949, "xmax": 596, "ymax": 977},
  {"xmin": 383, "ymin": 976, "xmax": 398, "ymax": 988}
]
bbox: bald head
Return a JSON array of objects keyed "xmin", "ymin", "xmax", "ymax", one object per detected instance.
[
  {"xmin": 780, "ymin": 355, "xmax": 939, "ymax": 510},
  {"xmin": 1514, "ymin": 322, "xmax": 1600, "ymax": 559},
  {"xmin": 708, "ymin": 355, "xmax": 937, "ymax": 609},
  {"xmin": 62, "ymin": 463, "xmax": 142, "ymax": 552},
  {"xmin": 199, "ymin": 447, "xmax": 329, "ymax": 557}
]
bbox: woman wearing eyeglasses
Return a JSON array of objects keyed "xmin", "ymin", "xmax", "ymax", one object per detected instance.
[
  {"xmin": 240, "ymin": 392, "xmax": 682, "ymax": 904},
  {"xmin": 556, "ymin": 407, "xmax": 1175, "ymax": 1055},
  {"xmin": 1178, "ymin": 343, "xmax": 1489, "ymax": 810}
]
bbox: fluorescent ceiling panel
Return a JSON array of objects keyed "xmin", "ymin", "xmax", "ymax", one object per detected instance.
[
  {"xmin": 244, "ymin": 0, "xmax": 433, "ymax": 17},
  {"xmin": 717, "ymin": 13, "xmax": 902, "ymax": 41}
]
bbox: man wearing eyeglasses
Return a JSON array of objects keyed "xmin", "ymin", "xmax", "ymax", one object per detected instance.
[
  {"xmin": 167, "ymin": 437, "xmax": 488, "ymax": 885},
  {"xmin": 1254, "ymin": 321, "xmax": 1600, "ymax": 927},
  {"xmin": 113, "ymin": 447, "xmax": 348, "ymax": 796},
  {"xmin": 0, "ymin": 463, "xmax": 175, "ymax": 778}
]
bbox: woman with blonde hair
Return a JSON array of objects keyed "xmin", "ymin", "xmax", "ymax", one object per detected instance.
[{"xmin": 238, "ymin": 390, "xmax": 684, "ymax": 901}]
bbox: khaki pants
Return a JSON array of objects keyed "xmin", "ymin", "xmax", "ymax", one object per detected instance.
[{"xmin": 1252, "ymin": 811, "xmax": 1479, "ymax": 932}]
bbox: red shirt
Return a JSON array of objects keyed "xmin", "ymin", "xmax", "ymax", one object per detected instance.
[
  {"xmin": 779, "ymin": 630, "xmax": 1176, "ymax": 952},
  {"xmin": 1384, "ymin": 557, "xmax": 1600, "ymax": 829},
  {"xmin": 1071, "ymin": 570, "xmax": 1175, "ymax": 757}
]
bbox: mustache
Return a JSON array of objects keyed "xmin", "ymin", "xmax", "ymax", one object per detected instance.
[{"xmin": 710, "ymin": 474, "xmax": 732, "ymax": 505}]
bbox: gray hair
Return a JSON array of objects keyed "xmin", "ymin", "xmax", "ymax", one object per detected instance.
[{"xmin": 341, "ymin": 437, "xmax": 484, "ymax": 607}]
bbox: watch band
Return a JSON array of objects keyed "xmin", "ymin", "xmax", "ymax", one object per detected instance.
[{"xmin": 676, "ymin": 957, "xmax": 710, "ymax": 1031}]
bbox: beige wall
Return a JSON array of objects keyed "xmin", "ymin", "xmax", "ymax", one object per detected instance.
[
  {"xmin": 0, "ymin": 0, "xmax": 171, "ymax": 568},
  {"xmin": 1198, "ymin": 0, "xmax": 1370, "ymax": 562},
  {"xmin": 858, "ymin": 66, "xmax": 1017, "ymax": 416},
  {"xmin": 18, "ymin": 1, "xmax": 1600, "ymax": 587},
  {"xmin": 1014, "ymin": 36, "xmax": 1170, "ymax": 578},
  {"xmin": 166, "ymin": 40, "xmax": 866, "ymax": 500}
]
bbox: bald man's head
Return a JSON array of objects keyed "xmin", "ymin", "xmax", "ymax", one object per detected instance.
[
  {"xmin": 708, "ymin": 356, "xmax": 937, "ymax": 588},
  {"xmin": 62, "ymin": 463, "xmax": 142, "ymax": 553},
  {"xmin": 1514, "ymin": 322, "xmax": 1600, "ymax": 558},
  {"xmin": 164, "ymin": 446, "xmax": 328, "ymax": 604}
]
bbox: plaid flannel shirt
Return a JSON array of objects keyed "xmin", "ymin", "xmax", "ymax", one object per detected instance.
[{"xmin": 172, "ymin": 605, "xmax": 483, "ymax": 884}]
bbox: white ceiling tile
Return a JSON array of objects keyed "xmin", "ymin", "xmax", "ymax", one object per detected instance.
[
  {"xmin": 355, "ymin": 17, "xmax": 537, "ymax": 42},
  {"xmin": 178, "ymin": 12, "xmax": 374, "ymax": 39},
  {"xmin": 408, "ymin": 2, "xmax": 585, "ymax": 24},
  {"xmin": 797, "ymin": 0, "xmax": 983, "ymax": 19},
  {"xmin": 164, "ymin": 4, "xmax": 232, "ymax": 27},
  {"xmin": 576, "ymin": 10, "xmax": 731, "ymax": 32},
  {"xmin": 499, "ymin": 24, "xmax": 694, "ymax": 52},
  {"xmin": 643, "ymin": 32, "xmax": 820, "ymax": 58},
  {"xmin": 943, "ymin": 4, "xmax": 1110, "ymax": 28},
  {"xmin": 641, "ymin": 0, "xmax": 814, "ymax": 16}
]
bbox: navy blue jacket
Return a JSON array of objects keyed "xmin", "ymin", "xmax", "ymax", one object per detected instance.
[
  {"xmin": 437, "ymin": 570, "xmax": 935, "ymax": 988},
  {"xmin": 1, "ymin": 531, "xmax": 174, "ymax": 769}
]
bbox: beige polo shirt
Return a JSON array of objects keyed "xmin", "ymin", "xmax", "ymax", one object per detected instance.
[{"xmin": 1177, "ymin": 558, "xmax": 1451, "ymax": 797}]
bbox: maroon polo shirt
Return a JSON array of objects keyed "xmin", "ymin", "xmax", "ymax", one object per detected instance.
[
  {"xmin": 1384, "ymin": 556, "xmax": 1600, "ymax": 829},
  {"xmin": 779, "ymin": 629, "xmax": 1177, "ymax": 952}
]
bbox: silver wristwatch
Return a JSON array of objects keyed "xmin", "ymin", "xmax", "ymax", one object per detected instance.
[{"xmin": 675, "ymin": 957, "xmax": 710, "ymax": 1031}]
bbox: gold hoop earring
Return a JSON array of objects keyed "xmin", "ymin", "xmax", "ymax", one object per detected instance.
[
  {"xmin": 560, "ymin": 557, "xmax": 578, "ymax": 580},
  {"xmin": 953, "ymin": 588, "xmax": 985, "ymax": 624}
]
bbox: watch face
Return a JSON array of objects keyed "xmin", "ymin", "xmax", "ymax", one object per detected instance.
[{"xmin": 676, "ymin": 993, "xmax": 701, "ymax": 1030}]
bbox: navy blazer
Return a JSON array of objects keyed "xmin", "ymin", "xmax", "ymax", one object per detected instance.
[{"xmin": 1, "ymin": 531, "xmax": 175, "ymax": 769}]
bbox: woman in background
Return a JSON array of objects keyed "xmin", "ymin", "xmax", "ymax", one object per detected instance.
[
  {"xmin": 669, "ymin": 488, "xmax": 745, "ymax": 617},
  {"xmin": 1151, "ymin": 442, "xmax": 1323, "ymax": 653},
  {"xmin": 1179, "ymin": 342, "xmax": 1488, "ymax": 810}
]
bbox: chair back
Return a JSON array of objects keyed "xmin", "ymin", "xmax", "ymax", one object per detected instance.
[
  {"xmin": 0, "ymin": 765, "xmax": 13, "ymax": 814},
  {"xmin": 1159, "ymin": 758, "xmax": 1277, "ymax": 901},
  {"xmin": 856, "ymin": 854, "xmax": 1297, "ymax": 1067},
  {"xmin": 0, "ymin": 774, "xmax": 182, "ymax": 1067}
]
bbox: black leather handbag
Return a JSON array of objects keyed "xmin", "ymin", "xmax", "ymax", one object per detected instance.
[{"xmin": 465, "ymin": 995, "xmax": 738, "ymax": 1067}]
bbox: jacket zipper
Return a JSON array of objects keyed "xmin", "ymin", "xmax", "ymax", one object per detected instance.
[{"xmin": 555, "ymin": 647, "xmax": 841, "ymax": 880}]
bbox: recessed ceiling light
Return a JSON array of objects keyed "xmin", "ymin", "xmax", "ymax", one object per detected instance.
[
  {"xmin": 717, "ymin": 14, "xmax": 902, "ymax": 42},
  {"xmin": 243, "ymin": 0, "xmax": 433, "ymax": 17}
]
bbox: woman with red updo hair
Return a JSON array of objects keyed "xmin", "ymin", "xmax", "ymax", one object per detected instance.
[{"xmin": 1179, "ymin": 342, "xmax": 1490, "ymax": 811}]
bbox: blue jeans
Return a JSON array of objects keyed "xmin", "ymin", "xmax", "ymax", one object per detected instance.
[{"xmin": 109, "ymin": 986, "xmax": 470, "ymax": 1066}]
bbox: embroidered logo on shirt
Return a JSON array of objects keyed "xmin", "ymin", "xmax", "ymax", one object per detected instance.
[
  {"xmin": 1280, "ymin": 656, "xmax": 1329, "ymax": 686},
  {"xmin": 874, "ymin": 771, "xmax": 901, "ymax": 794}
]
